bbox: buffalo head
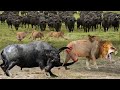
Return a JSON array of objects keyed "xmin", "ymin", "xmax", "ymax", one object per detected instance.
[{"xmin": 44, "ymin": 47, "xmax": 75, "ymax": 71}]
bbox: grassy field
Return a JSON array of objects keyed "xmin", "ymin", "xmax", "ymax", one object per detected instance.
[
  {"xmin": 0, "ymin": 12, "xmax": 120, "ymax": 79},
  {"xmin": 0, "ymin": 12, "xmax": 120, "ymax": 59},
  {"xmin": 0, "ymin": 18, "xmax": 120, "ymax": 56}
]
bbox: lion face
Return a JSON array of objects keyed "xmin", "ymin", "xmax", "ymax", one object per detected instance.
[
  {"xmin": 106, "ymin": 44, "xmax": 117, "ymax": 60},
  {"xmin": 100, "ymin": 41, "xmax": 117, "ymax": 61}
]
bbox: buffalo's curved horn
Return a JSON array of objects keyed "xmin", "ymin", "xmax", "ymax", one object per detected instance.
[
  {"xmin": 55, "ymin": 61, "xmax": 75, "ymax": 67},
  {"xmin": 62, "ymin": 61, "xmax": 75, "ymax": 66},
  {"xmin": 58, "ymin": 47, "xmax": 70, "ymax": 53}
]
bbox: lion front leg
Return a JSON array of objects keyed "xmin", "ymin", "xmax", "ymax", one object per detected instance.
[
  {"xmin": 93, "ymin": 61, "xmax": 98, "ymax": 69},
  {"xmin": 91, "ymin": 44, "xmax": 99, "ymax": 69},
  {"xmin": 92, "ymin": 57, "xmax": 98, "ymax": 69},
  {"xmin": 85, "ymin": 59, "xmax": 91, "ymax": 70},
  {"xmin": 91, "ymin": 55, "xmax": 98, "ymax": 69}
]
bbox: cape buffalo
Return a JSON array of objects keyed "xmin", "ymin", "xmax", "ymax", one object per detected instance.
[{"xmin": 0, "ymin": 41, "xmax": 74, "ymax": 77}]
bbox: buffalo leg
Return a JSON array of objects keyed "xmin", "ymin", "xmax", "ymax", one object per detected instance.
[
  {"xmin": 44, "ymin": 65, "xmax": 57, "ymax": 77},
  {"xmin": 5, "ymin": 61, "xmax": 17, "ymax": 76},
  {"xmin": 64, "ymin": 54, "xmax": 71, "ymax": 70},
  {"xmin": 31, "ymin": 24, "xmax": 33, "ymax": 28},
  {"xmin": 77, "ymin": 24, "xmax": 80, "ymax": 30},
  {"xmin": 1, "ymin": 65, "xmax": 6, "ymax": 74},
  {"xmin": 21, "ymin": 67, "xmax": 23, "ymax": 70},
  {"xmin": 0, "ymin": 60, "xmax": 9, "ymax": 73},
  {"xmin": 48, "ymin": 70, "xmax": 58, "ymax": 77},
  {"xmin": 0, "ymin": 60, "xmax": 5, "ymax": 67},
  {"xmin": 38, "ymin": 61, "xmax": 45, "ymax": 70},
  {"xmin": 0, "ymin": 62, "xmax": 6, "ymax": 72},
  {"xmin": 10, "ymin": 24, "xmax": 12, "ymax": 29},
  {"xmin": 45, "ymin": 66, "xmax": 58, "ymax": 77}
]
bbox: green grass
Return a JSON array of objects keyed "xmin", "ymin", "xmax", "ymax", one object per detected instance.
[{"xmin": 0, "ymin": 22, "xmax": 120, "ymax": 57}]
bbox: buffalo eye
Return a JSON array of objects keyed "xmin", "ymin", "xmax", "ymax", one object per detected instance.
[{"xmin": 51, "ymin": 60, "xmax": 54, "ymax": 63}]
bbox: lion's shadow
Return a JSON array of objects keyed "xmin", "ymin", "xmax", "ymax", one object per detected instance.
[
  {"xmin": 89, "ymin": 65, "xmax": 120, "ymax": 74},
  {"xmin": 70, "ymin": 61, "xmax": 120, "ymax": 75}
]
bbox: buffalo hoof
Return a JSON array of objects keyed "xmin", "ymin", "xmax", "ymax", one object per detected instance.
[
  {"xmin": 65, "ymin": 68, "xmax": 70, "ymax": 70},
  {"xmin": 58, "ymin": 66, "xmax": 63, "ymax": 70},
  {"xmin": 5, "ymin": 70, "xmax": 10, "ymax": 76},
  {"xmin": 58, "ymin": 68, "xmax": 61, "ymax": 70},
  {"xmin": 1, "ymin": 66, "xmax": 6, "ymax": 72},
  {"xmin": 50, "ymin": 74, "xmax": 58, "ymax": 77},
  {"xmin": 64, "ymin": 66, "xmax": 70, "ymax": 70},
  {"xmin": 21, "ymin": 67, "xmax": 23, "ymax": 70},
  {"xmin": 45, "ymin": 72, "xmax": 58, "ymax": 77}
]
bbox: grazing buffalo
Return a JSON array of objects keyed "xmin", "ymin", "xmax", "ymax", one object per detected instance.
[
  {"xmin": 39, "ymin": 17, "xmax": 47, "ymax": 31},
  {"xmin": 63, "ymin": 35, "xmax": 117, "ymax": 70},
  {"xmin": 0, "ymin": 41, "xmax": 74, "ymax": 77},
  {"xmin": 66, "ymin": 16, "xmax": 76, "ymax": 32}
]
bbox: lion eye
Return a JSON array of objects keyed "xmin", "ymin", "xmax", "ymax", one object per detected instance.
[{"xmin": 111, "ymin": 47, "xmax": 115, "ymax": 49}]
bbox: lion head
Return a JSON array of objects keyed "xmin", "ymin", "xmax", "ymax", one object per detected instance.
[{"xmin": 99, "ymin": 41, "xmax": 117, "ymax": 61}]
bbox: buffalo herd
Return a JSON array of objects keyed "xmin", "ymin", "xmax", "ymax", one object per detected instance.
[{"xmin": 0, "ymin": 11, "xmax": 119, "ymax": 32}]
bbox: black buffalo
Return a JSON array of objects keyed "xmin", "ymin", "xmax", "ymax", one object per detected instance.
[
  {"xmin": 0, "ymin": 41, "xmax": 74, "ymax": 77},
  {"xmin": 66, "ymin": 16, "xmax": 76, "ymax": 32}
]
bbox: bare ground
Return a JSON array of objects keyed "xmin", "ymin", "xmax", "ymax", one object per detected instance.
[{"xmin": 0, "ymin": 56, "xmax": 120, "ymax": 79}]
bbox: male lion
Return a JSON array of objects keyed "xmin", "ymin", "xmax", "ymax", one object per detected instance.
[{"xmin": 63, "ymin": 35, "xmax": 117, "ymax": 70}]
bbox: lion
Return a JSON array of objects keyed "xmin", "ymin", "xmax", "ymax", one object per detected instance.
[
  {"xmin": 16, "ymin": 31, "xmax": 29, "ymax": 42},
  {"xmin": 47, "ymin": 31, "xmax": 68, "ymax": 40},
  {"xmin": 63, "ymin": 35, "xmax": 117, "ymax": 70},
  {"xmin": 29, "ymin": 30, "xmax": 44, "ymax": 40}
]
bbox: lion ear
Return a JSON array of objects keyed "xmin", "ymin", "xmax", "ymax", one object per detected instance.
[
  {"xmin": 88, "ymin": 35, "xmax": 93, "ymax": 42},
  {"xmin": 88, "ymin": 34, "xmax": 91, "ymax": 38}
]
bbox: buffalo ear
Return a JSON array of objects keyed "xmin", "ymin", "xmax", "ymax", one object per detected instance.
[{"xmin": 58, "ymin": 47, "xmax": 70, "ymax": 53}]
